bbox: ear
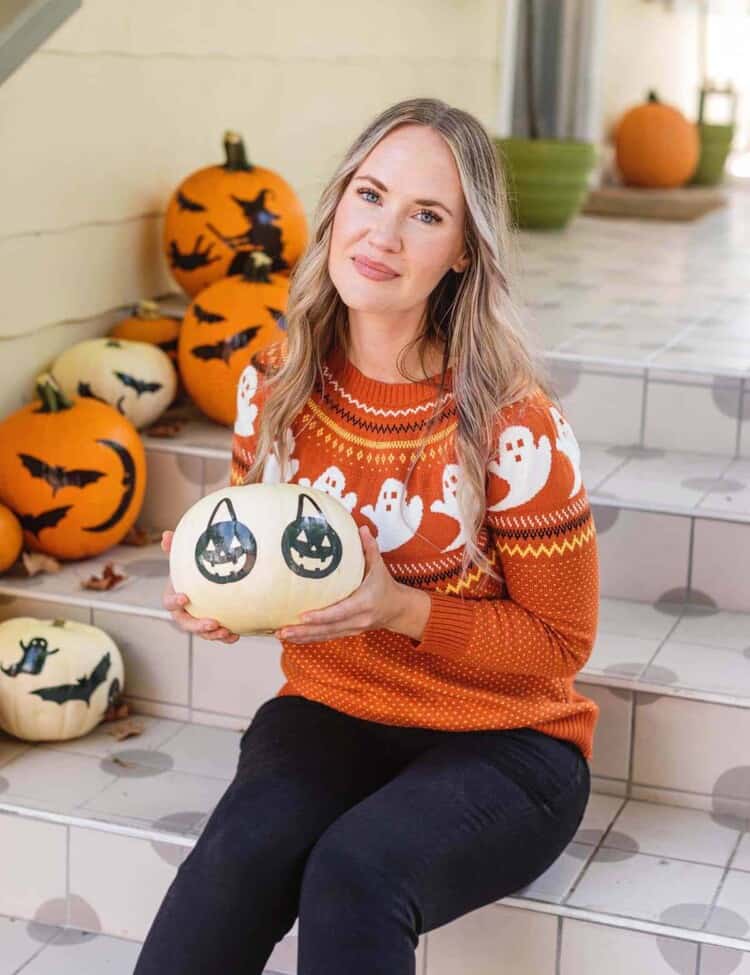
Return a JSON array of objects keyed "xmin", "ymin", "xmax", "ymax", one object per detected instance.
[{"xmin": 452, "ymin": 252, "xmax": 469, "ymax": 274}]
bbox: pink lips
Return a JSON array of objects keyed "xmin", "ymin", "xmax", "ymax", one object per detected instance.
[{"xmin": 351, "ymin": 256, "xmax": 399, "ymax": 281}]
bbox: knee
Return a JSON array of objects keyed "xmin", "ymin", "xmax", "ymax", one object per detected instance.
[{"xmin": 300, "ymin": 825, "xmax": 404, "ymax": 906}]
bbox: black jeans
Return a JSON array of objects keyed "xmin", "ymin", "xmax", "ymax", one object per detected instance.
[{"xmin": 133, "ymin": 694, "xmax": 590, "ymax": 975}]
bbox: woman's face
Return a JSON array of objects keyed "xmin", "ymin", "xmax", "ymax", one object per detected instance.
[{"xmin": 328, "ymin": 124, "xmax": 469, "ymax": 317}]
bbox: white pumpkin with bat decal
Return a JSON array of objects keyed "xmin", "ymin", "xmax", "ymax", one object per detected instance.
[
  {"xmin": 169, "ymin": 483, "xmax": 365, "ymax": 634},
  {"xmin": 49, "ymin": 337, "xmax": 177, "ymax": 429},
  {"xmin": 0, "ymin": 617, "xmax": 125, "ymax": 741}
]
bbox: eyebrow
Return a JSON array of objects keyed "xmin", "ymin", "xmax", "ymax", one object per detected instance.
[{"xmin": 352, "ymin": 174, "xmax": 453, "ymax": 217}]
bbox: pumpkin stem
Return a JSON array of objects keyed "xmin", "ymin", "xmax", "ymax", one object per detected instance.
[
  {"xmin": 134, "ymin": 299, "xmax": 162, "ymax": 319},
  {"xmin": 647, "ymin": 90, "xmax": 659, "ymax": 103},
  {"xmin": 52, "ymin": 619, "xmax": 66, "ymax": 628},
  {"xmin": 223, "ymin": 131, "xmax": 253, "ymax": 172},
  {"xmin": 34, "ymin": 372, "xmax": 74, "ymax": 413},
  {"xmin": 240, "ymin": 249, "xmax": 274, "ymax": 283}
]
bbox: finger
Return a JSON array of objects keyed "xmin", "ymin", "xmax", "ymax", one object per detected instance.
[
  {"xmin": 161, "ymin": 530, "xmax": 174, "ymax": 553},
  {"xmin": 281, "ymin": 616, "xmax": 369, "ymax": 642},
  {"xmin": 163, "ymin": 591, "xmax": 189, "ymax": 611}
]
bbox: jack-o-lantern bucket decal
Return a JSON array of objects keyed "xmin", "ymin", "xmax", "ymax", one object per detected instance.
[
  {"xmin": 163, "ymin": 130, "xmax": 308, "ymax": 297},
  {"xmin": 195, "ymin": 497, "xmax": 257, "ymax": 584},
  {"xmin": 281, "ymin": 492, "xmax": 343, "ymax": 579},
  {"xmin": 170, "ymin": 484, "xmax": 364, "ymax": 634}
]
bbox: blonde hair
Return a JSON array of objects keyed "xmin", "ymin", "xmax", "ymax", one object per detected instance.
[{"xmin": 243, "ymin": 96, "xmax": 559, "ymax": 585}]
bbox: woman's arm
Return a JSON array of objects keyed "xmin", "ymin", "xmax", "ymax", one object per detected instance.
[{"xmin": 388, "ymin": 395, "xmax": 600, "ymax": 680}]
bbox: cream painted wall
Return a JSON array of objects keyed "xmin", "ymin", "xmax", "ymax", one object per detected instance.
[
  {"xmin": 598, "ymin": 0, "xmax": 702, "ymax": 140},
  {"xmin": 0, "ymin": 0, "xmax": 506, "ymax": 416}
]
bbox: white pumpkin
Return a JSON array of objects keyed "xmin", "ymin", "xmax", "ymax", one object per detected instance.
[
  {"xmin": 49, "ymin": 337, "xmax": 177, "ymax": 429},
  {"xmin": 0, "ymin": 617, "xmax": 125, "ymax": 742},
  {"xmin": 169, "ymin": 484, "xmax": 365, "ymax": 635}
]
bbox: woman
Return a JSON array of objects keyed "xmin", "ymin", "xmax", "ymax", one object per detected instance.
[{"xmin": 134, "ymin": 96, "xmax": 600, "ymax": 975}]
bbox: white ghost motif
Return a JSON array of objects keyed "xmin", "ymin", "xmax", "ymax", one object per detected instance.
[
  {"xmin": 234, "ymin": 364, "xmax": 259, "ymax": 437},
  {"xmin": 261, "ymin": 427, "xmax": 300, "ymax": 484},
  {"xmin": 548, "ymin": 405, "xmax": 582, "ymax": 498},
  {"xmin": 360, "ymin": 477, "xmax": 423, "ymax": 553},
  {"xmin": 298, "ymin": 465, "xmax": 358, "ymax": 512},
  {"xmin": 487, "ymin": 423, "xmax": 552, "ymax": 511},
  {"xmin": 430, "ymin": 463, "xmax": 469, "ymax": 552}
]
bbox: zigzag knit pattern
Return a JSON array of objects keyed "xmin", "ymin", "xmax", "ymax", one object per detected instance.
[{"xmin": 230, "ymin": 339, "xmax": 601, "ymax": 762}]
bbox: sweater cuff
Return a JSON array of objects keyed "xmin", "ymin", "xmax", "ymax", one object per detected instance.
[{"xmin": 414, "ymin": 590, "xmax": 477, "ymax": 658}]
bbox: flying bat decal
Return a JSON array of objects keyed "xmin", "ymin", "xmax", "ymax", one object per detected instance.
[
  {"xmin": 18, "ymin": 506, "xmax": 72, "ymax": 536},
  {"xmin": 31, "ymin": 651, "xmax": 111, "ymax": 706},
  {"xmin": 192, "ymin": 302, "xmax": 226, "ymax": 325},
  {"xmin": 191, "ymin": 326, "xmax": 261, "ymax": 364},
  {"xmin": 177, "ymin": 190, "xmax": 206, "ymax": 213},
  {"xmin": 18, "ymin": 453, "xmax": 106, "ymax": 496},
  {"xmin": 266, "ymin": 306, "xmax": 287, "ymax": 330},
  {"xmin": 77, "ymin": 382, "xmax": 126, "ymax": 415},
  {"xmin": 113, "ymin": 371, "xmax": 164, "ymax": 396}
]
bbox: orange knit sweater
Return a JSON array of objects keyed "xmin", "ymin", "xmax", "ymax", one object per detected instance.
[{"xmin": 230, "ymin": 340, "xmax": 600, "ymax": 761}]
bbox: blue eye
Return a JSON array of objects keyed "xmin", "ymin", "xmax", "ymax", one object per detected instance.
[{"xmin": 355, "ymin": 187, "xmax": 442, "ymax": 225}]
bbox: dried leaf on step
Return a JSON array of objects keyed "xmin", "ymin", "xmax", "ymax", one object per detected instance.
[
  {"xmin": 105, "ymin": 718, "xmax": 145, "ymax": 740},
  {"xmin": 111, "ymin": 755, "xmax": 138, "ymax": 769},
  {"xmin": 122, "ymin": 526, "xmax": 164, "ymax": 546},
  {"xmin": 81, "ymin": 562, "xmax": 128, "ymax": 591},
  {"xmin": 103, "ymin": 700, "xmax": 131, "ymax": 723},
  {"xmin": 144, "ymin": 419, "xmax": 184, "ymax": 438},
  {"xmin": 21, "ymin": 551, "xmax": 61, "ymax": 576}
]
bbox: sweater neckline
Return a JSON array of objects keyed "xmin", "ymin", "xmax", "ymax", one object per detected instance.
[{"xmin": 326, "ymin": 344, "xmax": 453, "ymax": 408}]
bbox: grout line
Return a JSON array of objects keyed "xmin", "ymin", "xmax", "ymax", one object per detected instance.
[{"xmin": 40, "ymin": 48, "xmax": 499, "ymax": 65}]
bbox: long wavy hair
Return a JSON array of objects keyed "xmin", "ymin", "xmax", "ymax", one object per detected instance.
[{"xmin": 242, "ymin": 96, "xmax": 559, "ymax": 585}]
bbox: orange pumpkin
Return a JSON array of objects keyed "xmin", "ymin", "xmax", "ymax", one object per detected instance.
[
  {"xmin": 163, "ymin": 130, "xmax": 308, "ymax": 297},
  {"xmin": 178, "ymin": 251, "xmax": 288, "ymax": 427},
  {"xmin": 0, "ymin": 375, "xmax": 146, "ymax": 561},
  {"xmin": 615, "ymin": 90, "xmax": 699, "ymax": 188},
  {"xmin": 110, "ymin": 300, "xmax": 181, "ymax": 363},
  {"xmin": 0, "ymin": 504, "xmax": 23, "ymax": 573}
]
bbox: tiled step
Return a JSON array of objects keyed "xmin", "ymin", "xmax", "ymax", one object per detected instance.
[
  {"xmin": 0, "ymin": 914, "xmax": 287, "ymax": 975},
  {"xmin": 0, "ymin": 717, "xmax": 748, "ymax": 975},
  {"xmin": 2, "ymin": 545, "xmax": 750, "ymax": 817},
  {"xmin": 139, "ymin": 403, "xmax": 750, "ymax": 615}
]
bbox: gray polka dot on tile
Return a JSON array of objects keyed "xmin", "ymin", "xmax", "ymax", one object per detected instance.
[
  {"xmin": 684, "ymin": 589, "xmax": 720, "ymax": 615},
  {"xmin": 641, "ymin": 665, "xmax": 679, "ymax": 684},
  {"xmin": 700, "ymin": 943, "xmax": 750, "ymax": 975},
  {"xmin": 603, "ymin": 830, "xmax": 640, "ymax": 856},
  {"xmin": 604, "ymin": 662, "xmax": 644, "ymax": 679},
  {"xmin": 548, "ymin": 363, "xmax": 581, "ymax": 397},
  {"xmin": 0, "ymin": 776, "xmax": 8, "ymax": 794},
  {"xmin": 653, "ymin": 589, "xmax": 691, "ymax": 615},
  {"xmin": 152, "ymin": 839, "xmax": 191, "ymax": 867},
  {"xmin": 742, "ymin": 646, "xmax": 750, "ymax": 661},
  {"xmin": 125, "ymin": 557, "xmax": 169, "ymax": 578},
  {"xmin": 661, "ymin": 901, "xmax": 712, "ymax": 931},
  {"xmin": 67, "ymin": 894, "xmax": 103, "ymax": 933},
  {"xmin": 712, "ymin": 381, "xmax": 742, "ymax": 420},
  {"xmin": 29, "ymin": 898, "xmax": 68, "ymax": 930},
  {"xmin": 47, "ymin": 927, "xmax": 101, "ymax": 947},
  {"xmin": 590, "ymin": 503, "xmax": 619, "ymax": 534},
  {"xmin": 654, "ymin": 931, "xmax": 699, "ymax": 975},
  {"xmin": 681, "ymin": 476, "xmax": 747, "ymax": 494},
  {"xmin": 704, "ymin": 904, "xmax": 750, "ymax": 940},
  {"xmin": 591, "ymin": 845, "xmax": 638, "ymax": 863},
  {"xmin": 100, "ymin": 749, "xmax": 174, "ymax": 777},
  {"xmin": 176, "ymin": 453, "xmax": 204, "ymax": 486},
  {"xmin": 713, "ymin": 767, "xmax": 750, "ymax": 812}
]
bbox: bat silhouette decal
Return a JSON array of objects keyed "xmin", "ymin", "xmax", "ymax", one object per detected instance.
[
  {"xmin": 19, "ymin": 453, "xmax": 106, "ymax": 496},
  {"xmin": 31, "ymin": 651, "xmax": 111, "ymax": 706},
  {"xmin": 77, "ymin": 382, "xmax": 126, "ymax": 415},
  {"xmin": 192, "ymin": 303, "xmax": 226, "ymax": 325},
  {"xmin": 191, "ymin": 326, "xmax": 261, "ymax": 364},
  {"xmin": 177, "ymin": 190, "xmax": 206, "ymax": 213},
  {"xmin": 114, "ymin": 372, "xmax": 164, "ymax": 396},
  {"xmin": 18, "ymin": 506, "xmax": 72, "ymax": 537}
]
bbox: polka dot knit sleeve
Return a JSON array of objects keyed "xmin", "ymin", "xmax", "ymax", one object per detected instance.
[{"xmin": 411, "ymin": 393, "xmax": 601, "ymax": 680}]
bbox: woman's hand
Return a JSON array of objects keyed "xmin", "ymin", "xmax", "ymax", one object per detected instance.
[
  {"xmin": 274, "ymin": 525, "xmax": 409, "ymax": 644},
  {"xmin": 161, "ymin": 530, "xmax": 240, "ymax": 644}
]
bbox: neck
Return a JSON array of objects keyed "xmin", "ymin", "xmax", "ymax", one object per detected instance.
[{"xmin": 345, "ymin": 312, "xmax": 447, "ymax": 383}]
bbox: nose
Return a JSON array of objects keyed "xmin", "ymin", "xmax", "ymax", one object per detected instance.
[{"xmin": 364, "ymin": 211, "xmax": 402, "ymax": 253}]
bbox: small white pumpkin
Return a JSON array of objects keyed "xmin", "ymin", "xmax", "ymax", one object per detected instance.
[
  {"xmin": 49, "ymin": 337, "xmax": 177, "ymax": 429},
  {"xmin": 169, "ymin": 483, "xmax": 365, "ymax": 635},
  {"xmin": 0, "ymin": 617, "xmax": 125, "ymax": 741}
]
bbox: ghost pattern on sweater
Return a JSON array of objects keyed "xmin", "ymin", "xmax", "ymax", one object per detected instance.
[
  {"xmin": 229, "ymin": 340, "xmax": 600, "ymax": 761},
  {"xmin": 233, "ymin": 361, "xmax": 584, "ymax": 552}
]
